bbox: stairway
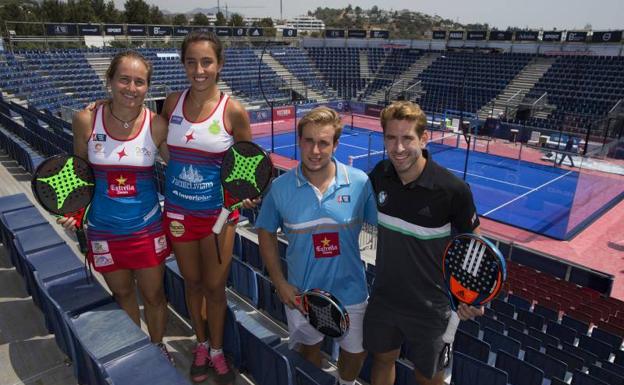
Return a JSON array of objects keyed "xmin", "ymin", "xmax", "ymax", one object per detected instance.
[{"xmin": 257, "ymin": 51, "xmax": 325, "ymax": 102}]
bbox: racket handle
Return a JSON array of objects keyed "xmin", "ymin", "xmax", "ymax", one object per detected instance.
[
  {"xmin": 212, "ymin": 207, "xmax": 231, "ymax": 235},
  {"xmin": 441, "ymin": 311, "xmax": 460, "ymax": 344},
  {"xmin": 76, "ymin": 228, "xmax": 88, "ymax": 255}
]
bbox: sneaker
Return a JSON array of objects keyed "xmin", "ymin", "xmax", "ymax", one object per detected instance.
[
  {"xmin": 190, "ymin": 343, "xmax": 210, "ymax": 383},
  {"xmin": 210, "ymin": 352, "xmax": 235, "ymax": 384},
  {"xmin": 157, "ymin": 342, "xmax": 175, "ymax": 366}
]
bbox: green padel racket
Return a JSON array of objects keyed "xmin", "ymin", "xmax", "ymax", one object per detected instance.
[{"xmin": 31, "ymin": 155, "xmax": 94, "ymax": 254}]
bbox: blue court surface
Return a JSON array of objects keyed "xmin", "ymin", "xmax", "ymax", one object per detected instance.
[{"xmin": 255, "ymin": 126, "xmax": 618, "ymax": 240}]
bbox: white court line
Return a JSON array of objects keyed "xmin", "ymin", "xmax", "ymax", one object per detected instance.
[
  {"xmin": 447, "ymin": 167, "xmax": 533, "ymax": 190},
  {"xmin": 482, "ymin": 170, "xmax": 574, "ymax": 217}
]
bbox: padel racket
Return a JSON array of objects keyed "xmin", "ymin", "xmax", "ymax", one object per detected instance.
[
  {"xmin": 296, "ymin": 289, "xmax": 350, "ymax": 338},
  {"xmin": 31, "ymin": 155, "xmax": 94, "ymax": 254},
  {"xmin": 441, "ymin": 234, "xmax": 506, "ymax": 346},
  {"xmin": 212, "ymin": 141, "xmax": 273, "ymax": 262}
]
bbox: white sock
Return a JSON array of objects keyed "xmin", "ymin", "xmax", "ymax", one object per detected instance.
[
  {"xmin": 338, "ymin": 378, "xmax": 355, "ymax": 385},
  {"xmin": 199, "ymin": 340, "xmax": 210, "ymax": 349},
  {"xmin": 210, "ymin": 347, "xmax": 224, "ymax": 358}
]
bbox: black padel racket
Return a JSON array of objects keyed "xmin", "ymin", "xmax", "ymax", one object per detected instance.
[
  {"xmin": 441, "ymin": 234, "xmax": 506, "ymax": 346},
  {"xmin": 296, "ymin": 289, "xmax": 350, "ymax": 338},
  {"xmin": 31, "ymin": 155, "xmax": 94, "ymax": 254},
  {"xmin": 212, "ymin": 141, "xmax": 273, "ymax": 262}
]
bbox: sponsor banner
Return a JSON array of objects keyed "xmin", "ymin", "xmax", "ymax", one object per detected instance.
[
  {"xmin": 192, "ymin": 26, "xmax": 214, "ymax": 32},
  {"xmin": 282, "ymin": 28, "xmax": 297, "ymax": 37},
  {"xmin": 248, "ymin": 27, "xmax": 263, "ymax": 37},
  {"xmin": 348, "ymin": 29, "xmax": 367, "ymax": 38},
  {"xmin": 467, "ymin": 31, "xmax": 486, "ymax": 40},
  {"xmin": 327, "ymin": 100, "xmax": 347, "ymax": 112},
  {"xmin": 78, "ymin": 25, "xmax": 101, "ymax": 36},
  {"xmin": 365, "ymin": 104, "xmax": 383, "ymax": 118},
  {"xmin": 592, "ymin": 31, "xmax": 622, "ymax": 43},
  {"xmin": 566, "ymin": 31, "xmax": 588, "ymax": 42},
  {"xmin": 432, "ymin": 31, "xmax": 447, "ymax": 40},
  {"xmin": 272, "ymin": 106, "xmax": 295, "ymax": 122},
  {"xmin": 295, "ymin": 103, "xmax": 320, "ymax": 118},
  {"xmin": 149, "ymin": 25, "xmax": 172, "ymax": 36},
  {"xmin": 232, "ymin": 27, "xmax": 247, "ymax": 37},
  {"xmin": 369, "ymin": 30, "xmax": 389, "ymax": 39},
  {"xmin": 349, "ymin": 101, "xmax": 366, "ymax": 115},
  {"xmin": 515, "ymin": 30, "xmax": 538, "ymax": 41},
  {"xmin": 325, "ymin": 29, "xmax": 345, "ymax": 38},
  {"xmin": 173, "ymin": 26, "xmax": 192, "ymax": 36},
  {"xmin": 249, "ymin": 109, "xmax": 271, "ymax": 124},
  {"xmin": 488, "ymin": 31, "xmax": 513, "ymax": 41},
  {"xmin": 127, "ymin": 25, "xmax": 146, "ymax": 36},
  {"xmin": 448, "ymin": 30, "xmax": 464, "ymax": 40},
  {"xmin": 45, "ymin": 24, "xmax": 77, "ymax": 36},
  {"xmin": 542, "ymin": 31, "xmax": 562, "ymax": 42},
  {"xmin": 215, "ymin": 27, "xmax": 232, "ymax": 36},
  {"xmin": 104, "ymin": 24, "xmax": 124, "ymax": 36}
]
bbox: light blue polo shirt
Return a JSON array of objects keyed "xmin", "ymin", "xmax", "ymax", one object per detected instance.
[{"xmin": 255, "ymin": 159, "xmax": 377, "ymax": 306}]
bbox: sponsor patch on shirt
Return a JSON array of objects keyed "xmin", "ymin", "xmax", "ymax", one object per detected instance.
[
  {"xmin": 154, "ymin": 235, "xmax": 168, "ymax": 253},
  {"xmin": 92, "ymin": 133, "xmax": 107, "ymax": 142},
  {"xmin": 169, "ymin": 220, "xmax": 185, "ymax": 237},
  {"xmin": 337, "ymin": 195, "xmax": 351, "ymax": 203},
  {"xmin": 93, "ymin": 253, "xmax": 114, "ymax": 267},
  {"xmin": 312, "ymin": 232, "xmax": 340, "ymax": 258},
  {"xmin": 91, "ymin": 240, "xmax": 109, "ymax": 254},
  {"xmin": 170, "ymin": 115, "xmax": 183, "ymax": 125},
  {"xmin": 107, "ymin": 172, "xmax": 137, "ymax": 197},
  {"xmin": 166, "ymin": 211, "xmax": 185, "ymax": 220}
]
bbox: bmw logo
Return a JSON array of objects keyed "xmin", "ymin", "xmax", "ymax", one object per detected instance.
[{"xmin": 378, "ymin": 191, "xmax": 388, "ymax": 206}]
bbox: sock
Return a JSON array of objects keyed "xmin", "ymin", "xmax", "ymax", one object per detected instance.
[
  {"xmin": 199, "ymin": 340, "xmax": 210, "ymax": 349},
  {"xmin": 210, "ymin": 347, "xmax": 224, "ymax": 358},
  {"xmin": 338, "ymin": 378, "xmax": 355, "ymax": 385}
]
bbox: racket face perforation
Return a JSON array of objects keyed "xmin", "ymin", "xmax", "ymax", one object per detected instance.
[
  {"xmin": 443, "ymin": 234, "xmax": 506, "ymax": 306},
  {"xmin": 302, "ymin": 290, "xmax": 349, "ymax": 338},
  {"xmin": 31, "ymin": 155, "xmax": 94, "ymax": 215},
  {"xmin": 220, "ymin": 141, "xmax": 273, "ymax": 200}
]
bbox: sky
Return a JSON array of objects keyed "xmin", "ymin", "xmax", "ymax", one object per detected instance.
[{"xmin": 113, "ymin": 0, "xmax": 624, "ymax": 30}]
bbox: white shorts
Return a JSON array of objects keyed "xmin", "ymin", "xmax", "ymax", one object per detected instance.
[{"xmin": 285, "ymin": 300, "xmax": 367, "ymax": 353}]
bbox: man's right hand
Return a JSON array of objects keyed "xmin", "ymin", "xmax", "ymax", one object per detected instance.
[{"xmin": 275, "ymin": 281, "xmax": 303, "ymax": 311}]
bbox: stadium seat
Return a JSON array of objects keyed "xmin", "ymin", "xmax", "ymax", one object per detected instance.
[
  {"xmin": 523, "ymin": 346, "xmax": 567, "ymax": 381},
  {"xmin": 506, "ymin": 327, "xmax": 541, "ymax": 351},
  {"xmin": 230, "ymin": 256, "xmax": 259, "ymax": 306},
  {"xmin": 516, "ymin": 308, "xmax": 544, "ymax": 330},
  {"xmin": 578, "ymin": 335, "xmax": 613, "ymax": 361},
  {"xmin": 163, "ymin": 257, "xmax": 190, "ymax": 319},
  {"xmin": 477, "ymin": 314, "xmax": 505, "ymax": 333},
  {"xmin": 451, "ymin": 351, "xmax": 507, "ymax": 385},
  {"xmin": 11, "ymin": 223, "xmax": 65, "ymax": 276},
  {"xmin": 457, "ymin": 319, "xmax": 480, "ymax": 337},
  {"xmin": 103, "ymin": 344, "xmax": 191, "ymax": 384},
  {"xmin": 482, "ymin": 327, "xmax": 521, "ymax": 357},
  {"xmin": 588, "ymin": 364, "xmax": 624, "ymax": 385},
  {"xmin": 494, "ymin": 350, "xmax": 543, "ymax": 385},
  {"xmin": 545, "ymin": 344, "xmax": 585, "ymax": 372},
  {"xmin": 256, "ymin": 272, "xmax": 287, "ymax": 324},
  {"xmin": 237, "ymin": 321, "xmax": 292, "ymax": 385},
  {"xmin": 591, "ymin": 327, "xmax": 623, "ymax": 350},
  {"xmin": 570, "ymin": 369, "xmax": 609, "ymax": 385},
  {"xmin": 562, "ymin": 341, "xmax": 599, "ymax": 367},
  {"xmin": 453, "ymin": 330, "xmax": 490, "ymax": 363},
  {"xmin": 491, "ymin": 298, "xmax": 515, "ymax": 318},
  {"xmin": 275, "ymin": 343, "xmax": 337, "ymax": 385},
  {"xmin": 65, "ymin": 301, "xmax": 151, "ymax": 385},
  {"xmin": 547, "ymin": 320, "xmax": 578, "ymax": 345},
  {"xmin": 562, "ymin": 314, "xmax": 590, "ymax": 335}
]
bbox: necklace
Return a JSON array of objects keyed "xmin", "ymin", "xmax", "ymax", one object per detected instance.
[{"xmin": 109, "ymin": 104, "xmax": 143, "ymax": 129}]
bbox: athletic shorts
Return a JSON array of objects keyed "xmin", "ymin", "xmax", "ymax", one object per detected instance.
[
  {"xmin": 86, "ymin": 227, "xmax": 170, "ymax": 274},
  {"xmin": 163, "ymin": 209, "xmax": 239, "ymax": 242},
  {"xmin": 363, "ymin": 298, "xmax": 450, "ymax": 379},
  {"xmin": 285, "ymin": 301, "xmax": 367, "ymax": 353}
]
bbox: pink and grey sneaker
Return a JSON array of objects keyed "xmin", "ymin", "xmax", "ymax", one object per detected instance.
[
  {"xmin": 210, "ymin": 352, "xmax": 235, "ymax": 384},
  {"xmin": 156, "ymin": 342, "xmax": 175, "ymax": 366},
  {"xmin": 190, "ymin": 343, "xmax": 210, "ymax": 383}
]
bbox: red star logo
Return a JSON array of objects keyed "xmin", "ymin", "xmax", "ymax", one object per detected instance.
[
  {"xmin": 117, "ymin": 148, "xmax": 127, "ymax": 160},
  {"xmin": 185, "ymin": 131, "xmax": 195, "ymax": 143}
]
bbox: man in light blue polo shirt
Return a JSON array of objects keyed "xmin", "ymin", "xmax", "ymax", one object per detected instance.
[{"xmin": 257, "ymin": 106, "xmax": 377, "ymax": 385}]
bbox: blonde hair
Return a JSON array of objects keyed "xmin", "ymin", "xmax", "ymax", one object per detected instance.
[
  {"xmin": 297, "ymin": 106, "xmax": 343, "ymax": 143},
  {"xmin": 380, "ymin": 101, "xmax": 427, "ymax": 137}
]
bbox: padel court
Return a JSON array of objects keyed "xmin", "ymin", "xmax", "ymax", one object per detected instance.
[{"xmin": 254, "ymin": 124, "xmax": 622, "ymax": 240}]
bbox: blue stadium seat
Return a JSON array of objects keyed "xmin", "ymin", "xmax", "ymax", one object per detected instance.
[
  {"xmin": 457, "ymin": 319, "xmax": 480, "ymax": 338},
  {"xmin": 163, "ymin": 258, "xmax": 189, "ymax": 319},
  {"xmin": 477, "ymin": 314, "xmax": 505, "ymax": 333},
  {"xmin": 547, "ymin": 320, "xmax": 578, "ymax": 345},
  {"xmin": 591, "ymin": 327, "xmax": 623, "ymax": 351},
  {"xmin": 506, "ymin": 327, "xmax": 541, "ymax": 352},
  {"xmin": 451, "ymin": 351, "xmax": 507, "ymax": 385},
  {"xmin": 453, "ymin": 330, "xmax": 490, "ymax": 363},
  {"xmin": 482, "ymin": 327, "xmax": 520, "ymax": 357},
  {"xmin": 562, "ymin": 341, "xmax": 599, "ymax": 367},
  {"xmin": 241, "ymin": 235, "xmax": 263, "ymax": 269},
  {"xmin": 495, "ymin": 312, "xmax": 525, "ymax": 332},
  {"xmin": 578, "ymin": 335, "xmax": 613, "ymax": 361},
  {"xmin": 506, "ymin": 293, "xmax": 532, "ymax": 311},
  {"xmin": 528, "ymin": 326, "xmax": 561, "ymax": 348},
  {"xmin": 12, "ymin": 223, "xmax": 65, "ymax": 276},
  {"xmin": 562, "ymin": 314, "xmax": 590, "ymax": 335},
  {"xmin": 0, "ymin": 193, "xmax": 33, "ymax": 215},
  {"xmin": 257, "ymin": 272, "xmax": 287, "ymax": 324},
  {"xmin": 533, "ymin": 303, "xmax": 559, "ymax": 323},
  {"xmin": 275, "ymin": 343, "xmax": 337, "ymax": 385},
  {"xmin": 230, "ymin": 256, "xmax": 259, "ymax": 306},
  {"xmin": 545, "ymin": 344, "xmax": 584, "ymax": 372},
  {"xmin": 237, "ymin": 321, "xmax": 292, "ymax": 385},
  {"xmin": 616, "ymin": 349, "xmax": 624, "ymax": 366},
  {"xmin": 66, "ymin": 301, "xmax": 151, "ymax": 385},
  {"xmin": 588, "ymin": 364, "xmax": 624, "ymax": 385},
  {"xmin": 103, "ymin": 344, "xmax": 191, "ymax": 384},
  {"xmin": 491, "ymin": 298, "xmax": 515, "ymax": 318},
  {"xmin": 516, "ymin": 308, "xmax": 544, "ymax": 330},
  {"xmin": 33, "ymin": 268, "xmax": 113, "ymax": 357},
  {"xmin": 571, "ymin": 369, "xmax": 609, "ymax": 385},
  {"xmin": 523, "ymin": 346, "xmax": 567, "ymax": 381},
  {"xmin": 494, "ymin": 350, "xmax": 543, "ymax": 385}
]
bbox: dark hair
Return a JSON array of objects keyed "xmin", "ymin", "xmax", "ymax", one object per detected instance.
[
  {"xmin": 105, "ymin": 50, "xmax": 152, "ymax": 86},
  {"xmin": 180, "ymin": 30, "xmax": 224, "ymax": 65}
]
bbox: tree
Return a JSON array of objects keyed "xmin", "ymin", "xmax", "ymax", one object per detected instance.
[
  {"xmin": 215, "ymin": 11, "xmax": 226, "ymax": 26},
  {"xmin": 39, "ymin": 0, "xmax": 66, "ymax": 22},
  {"xmin": 102, "ymin": 0, "xmax": 120, "ymax": 23},
  {"xmin": 256, "ymin": 17, "xmax": 273, "ymax": 28},
  {"xmin": 172, "ymin": 13, "xmax": 187, "ymax": 25},
  {"xmin": 124, "ymin": 0, "xmax": 150, "ymax": 24},
  {"xmin": 66, "ymin": 0, "xmax": 96, "ymax": 22},
  {"xmin": 191, "ymin": 13, "xmax": 210, "ymax": 26},
  {"xmin": 148, "ymin": 4, "xmax": 164, "ymax": 24},
  {"xmin": 228, "ymin": 12, "xmax": 244, "ymax": 27}
]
